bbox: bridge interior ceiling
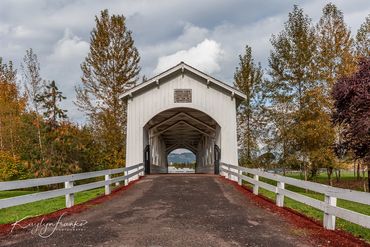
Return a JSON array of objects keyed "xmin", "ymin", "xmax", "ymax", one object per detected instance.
[{"xmin": 145, "ymin": 108, "xmax": 220, "ymax": 172}]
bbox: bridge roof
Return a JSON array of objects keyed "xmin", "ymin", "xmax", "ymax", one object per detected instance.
[{"xmin": 121, "ymin": 62, "xmax": 246, "ymax": 101}]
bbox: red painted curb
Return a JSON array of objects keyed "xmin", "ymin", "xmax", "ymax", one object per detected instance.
[{"xmin": 219, "ymin": 176, "xmax": 370, "ymax": 247}]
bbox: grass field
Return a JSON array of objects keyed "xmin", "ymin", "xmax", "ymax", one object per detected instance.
[
  {"xmin": 286, "ymin": 170, "xmax": 368, "ymax": 191},
  {"xmin": 243, "ymin": 173, "xmax": 370, "ymax": 243},
  {"xmin": 0, "ymin": 187, "xmax": 105, "ymax": 224}
]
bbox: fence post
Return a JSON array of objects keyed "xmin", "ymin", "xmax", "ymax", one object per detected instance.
[
  {"xmin": 65, "ymin": 181, "xmax": 74, "ymax": 208},
  {"xmin": 105, "ymin": 174, "xmax": 111, "ymax": 195},
  {"xmin": 136, "ymin": 167, "xmax": 140, "ymax": 180},
  {"xmin": 141, "ymin": 164, "xmax": 144, "ymax": 176},
  {"xmin": 276, "ymin": 181, "xmax": 285, "ymax": 207},
  {"xmin": 253, "ymin": 174, "xmax": 259, "ymax": 195},
  {"xmin": 124, "ymin": 170, "xmax": 128, "ymax": 186},
  {"xmin": 223, "ymin": 164, "xmax": 228, "ymax": 178},
  {"xmin": 238, "ymin": 168, "xmax": 242, "ymax": 186},
  {"xmin": 227, "ymin": 164, "xmax": 231, "ymax": 180},
  {"xmin": 323, "ymin": 195, "xmax": 337, "ymax": 230}
]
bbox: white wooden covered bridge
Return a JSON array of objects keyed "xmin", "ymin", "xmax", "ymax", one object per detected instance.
[{"xmin": 122, "ymin": 62, "xmax": 246, "ymax": 174}]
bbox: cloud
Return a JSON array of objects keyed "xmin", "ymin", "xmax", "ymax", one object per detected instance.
[
  {"xmin": 12, "ymin": 25, "xmax": 33, "ymax": 38},
  {"xmin": 48, "ymin": 29, "xmax": 89, "ymax": 62},
  {"xmin": 0, "ymin": 23, "xmax": 10, "ymax": 35},
  {"xmin": 176, "ymin": 23, "xmax": 210, "ymax": 46},
  {"xmin": 154, "ymin": 39, "xmax": 224, "ymax": 74}
]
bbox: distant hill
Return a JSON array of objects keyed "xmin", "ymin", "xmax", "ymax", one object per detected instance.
[{"xmin": 168, "ymin": 152, "xmax": 195, "ymax": 164}]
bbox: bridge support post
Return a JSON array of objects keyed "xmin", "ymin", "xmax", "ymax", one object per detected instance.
[
  {"xmin": 323, "ymin": 195, "xmax": 337, "ymax": 230},
  {"xmin": 65, "ymin": 181, "xmax": 74, "ymax": 208},
  {"xmin": 276, "ymin": 181, "xmax": 285, "ymax": 207},
  {"xmin": 253, "ymin": 175, "xmax": 259, "ymax": 195},
  {"xmin": 105, "ymin": 174, "xmax": 111, "ymax": 195}
]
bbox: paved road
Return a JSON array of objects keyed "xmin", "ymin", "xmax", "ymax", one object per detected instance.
[{"xmin": 1, "ymin": 175, "xmax": 312, "ymax": 247}]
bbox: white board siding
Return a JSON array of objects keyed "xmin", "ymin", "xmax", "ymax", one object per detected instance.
[{"xmin": 126, "ymin": 72, "xmax": 239, "ymax": 174}]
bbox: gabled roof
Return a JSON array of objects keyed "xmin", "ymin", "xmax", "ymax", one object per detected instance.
[{"xmin": 121, "ymin": 62, "xmax": 246, "ymax": 101}]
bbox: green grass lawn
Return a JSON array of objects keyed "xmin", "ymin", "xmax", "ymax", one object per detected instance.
[
  {"xmin": 243, "ymin": 176, "xmax": 370, "ymax": 243},
  {"xmin": 286, "ymin": 170, "xmax": 368, "ymax": 191},
  {"xmin": 0, "ymin": 187, "xmax": 105, "ymax": 224}
]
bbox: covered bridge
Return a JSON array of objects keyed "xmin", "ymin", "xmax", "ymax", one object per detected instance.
[{"xmin": 122, "ymin": 62, "xmax": 246, "ymax": 174}]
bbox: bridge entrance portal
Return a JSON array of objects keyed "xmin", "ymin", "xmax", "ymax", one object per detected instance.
[{"xmin": 144, "ymin": 107, "xmax": 221, "ymax": 173}]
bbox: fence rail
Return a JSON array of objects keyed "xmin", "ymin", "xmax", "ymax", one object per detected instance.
[
  {"xmin": 0, "ymin": 163, "xmax": 144, "ymax": 209},
  {"xmin": 220, "ymin": 163, "xmax": 370, "ymax": 230}
]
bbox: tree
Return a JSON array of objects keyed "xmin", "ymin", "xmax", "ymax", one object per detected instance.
[
  {"xmin": 332, "ymin": 58, "xmax": 370, "ymax": 191},
  {"xmin": 35, "ymin": 80, "xmax": 71, "ymax": 176},
  {"xmin": 16, "ymin": 112, "xmax": 44, "ymax": 162},
  {"xmin": 0, "ymin": 151, "xmax": 29, "ymax": 181},
  {"xmin": 0, "ymin": 58, "xmax": 26, "ymax": 157},
  {"xmin": 36, "ymin": 80, "xmax": 67, "ymax": 130},
  {"xmin": 267, "ymin": 5, "xmax": 320, "ymax": 179},
  {"xmin": 0, "ymin": 51, "xmax": 117, "ymax": 180},
  {"xmin": 256, "ymin": 152, "xmax": 276, "ymax": 170},
  {"xmin": 356, "ymin": 14, "xmax": 370, "ymax": 58},
  {"xmin": 293, "ymin": 87, "xmax": 336, "ymax": 184},
  {"xmin": 234, "ymin": 45, "xmax": 263, "ymax": 165},
  {"xmin": 21, "ymin": 48, "xmax": 45, "ymax": 158},
  {"xmin": 71, "ymin": 125, "xmax": 106, "ymax": 172},
  {"xmin": 316, "ymin": 3, "xmax": 356, "ymax": 93},
  {"xmin": 263, "ymin": 99, "xmax": 295, "ymax": 175},
  {"xmin": 75, "ymin": 9, "xmax": 141, "ymax": 168},
  {"xmin": 315, "ymin": 3, "xmax": 356, "ymax": 182},
  {"xmin": 268, "ymin": 5, "xmax": 317, "ymax": 111}
]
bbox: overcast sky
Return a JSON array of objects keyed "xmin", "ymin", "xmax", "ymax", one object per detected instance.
[{"xmin": 0, "ymin": 0, "xmax": 369, "ymax": 123}]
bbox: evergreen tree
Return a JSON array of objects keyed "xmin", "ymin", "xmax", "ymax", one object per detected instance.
[
  {"xmin": 36, "ymin": 80, "xmax": 67, "ymax": 130},
  {"xmin": 356, "ymin": 14, "xmax": 370, "ymax": 58},
  {"xmin": 234, "ymin": 45, "xmax": 263, "ymax": 165},
  {"xmin": 75, "ymin": 9, "xmax": 141, "ymax": 168},
  {"xmin": 35, "ymin": 80, "xmax": 69, "ymax": 176}
]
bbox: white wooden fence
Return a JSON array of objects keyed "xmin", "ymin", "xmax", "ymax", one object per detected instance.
[
  {"xmin": 0, "ymin": 163, "xmax": 144, "ymax": 209},
  {"xmin": 221, "ymin": 163, "xmax": 370, "ymax": 230}
]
